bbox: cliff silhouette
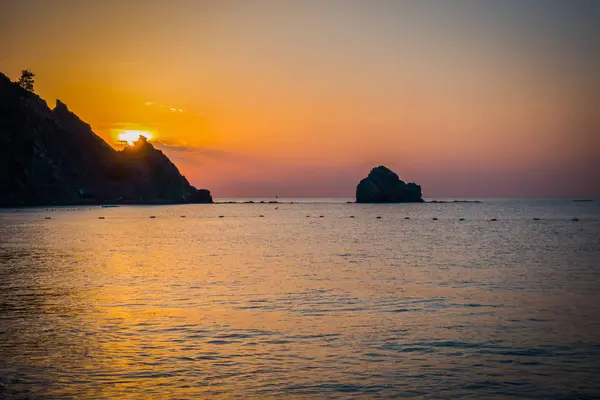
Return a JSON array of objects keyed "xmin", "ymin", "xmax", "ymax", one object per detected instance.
[{"xmin": 0, "ymin": 72, "xmax": 212, "ymax": 206}]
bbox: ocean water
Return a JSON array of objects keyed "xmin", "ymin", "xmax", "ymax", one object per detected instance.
[{"xmin": 1, "ymin": 199, "xmax": 599, "ymax": 399}]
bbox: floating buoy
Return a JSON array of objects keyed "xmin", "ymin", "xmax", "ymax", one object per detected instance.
[
  {"xmin": 376, "ymin": 216, "xmax": 382, "ymax": 219},
  {"xmin": 433, "ymin": 217, "xmax": 438, "ymax": 220}
]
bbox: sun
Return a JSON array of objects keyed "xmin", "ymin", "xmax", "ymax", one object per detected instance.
[{"xmin": 118, "ymin": 130, "xmax": 153, "ymax": 146}]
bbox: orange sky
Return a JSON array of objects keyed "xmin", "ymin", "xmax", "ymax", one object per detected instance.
[{"xmin": 2, "ymin": 0, "xmax": 599, "ymax": 197}]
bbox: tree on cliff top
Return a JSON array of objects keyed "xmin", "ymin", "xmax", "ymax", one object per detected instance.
[{"xmin": 18, "ymin": 69, "xmax": 35, "ymax": 92}]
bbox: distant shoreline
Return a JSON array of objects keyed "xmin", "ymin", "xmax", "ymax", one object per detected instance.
[
  {"xmin": 214, "ymin": 199, "xmax": 483, "ymax": 204},
  {"xmin": 3, "ymin": 198, "xmax": 597, "ymax": 209}
]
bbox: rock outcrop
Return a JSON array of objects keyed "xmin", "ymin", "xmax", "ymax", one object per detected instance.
[
  {"xmin": 0, "ymin": 72, "xmax": 212, "ymax": 206},
  {"xmin": 356, "ymin": 166, "xmax": 423, "ymax": 203},
  {"xmin": 188, "ymin": 189, "xmax": 213, "ymax": 204}
]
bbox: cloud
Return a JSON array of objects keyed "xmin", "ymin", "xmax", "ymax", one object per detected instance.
[
  {"xmin": 144, "ymin": 101, "xmax": 186, "ymax": 114},
  {"xmin": 153, "ymin": 141, "xmax": 232, "ymax": 159}
]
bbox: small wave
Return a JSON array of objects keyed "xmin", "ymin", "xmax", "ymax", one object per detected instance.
[{"xmin": 205, "ymin": 340, "xmax": 237, "ymax": 345}]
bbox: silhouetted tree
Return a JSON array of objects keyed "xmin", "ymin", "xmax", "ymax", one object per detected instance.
[{"xmin": 18, "ymin": 69, "xmax": 35, "ymax": 92}]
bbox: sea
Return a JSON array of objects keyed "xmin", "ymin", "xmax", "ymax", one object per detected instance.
[{"xmin": 1, "ymin": 198, "xmax": 599, "ymax": 399}]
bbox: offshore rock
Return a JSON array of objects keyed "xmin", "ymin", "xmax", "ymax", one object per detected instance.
[{"xmin": 356, "ymin": 166, "xmax": 423, "ymax": 203}]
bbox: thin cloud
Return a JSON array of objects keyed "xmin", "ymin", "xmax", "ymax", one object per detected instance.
[
  {"xmin": 145, "ymin": 102, "xmax": 186, "ymax": 114},
  {"xmin": 154, "ymin": 141, "xmax": 232, "ymax": 159}
]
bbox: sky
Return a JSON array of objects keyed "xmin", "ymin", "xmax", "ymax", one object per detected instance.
[{"xmin": 1, "ymin": 0, "xmax": 599, "ymax": 198}]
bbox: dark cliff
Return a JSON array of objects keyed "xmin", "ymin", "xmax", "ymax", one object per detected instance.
[
  {"xmin": 356, "ymin": 166, "xmax": 423, "ymax": 203},
  {"xmin": 0, "ymin": 72, "xmax": 212, "ymax": 206}
]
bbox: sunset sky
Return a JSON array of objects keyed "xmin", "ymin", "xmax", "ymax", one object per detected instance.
[{"xmin": 2, "ymin": 0, "xmax": 599, "ymax": 197}]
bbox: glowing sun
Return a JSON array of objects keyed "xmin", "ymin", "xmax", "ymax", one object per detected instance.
[{"xmin": 118, "ymin": 130, "xmax": 153, "ymax": 145}]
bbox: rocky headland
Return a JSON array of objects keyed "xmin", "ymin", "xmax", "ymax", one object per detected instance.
[{"xmin": 0, "ymin": 72, "xmax": 212, "ymax": 206}]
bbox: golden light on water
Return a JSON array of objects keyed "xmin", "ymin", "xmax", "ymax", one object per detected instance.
[{"xmin": 118, "ymin": 130, "xmax": 153, "ymax": 146}]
